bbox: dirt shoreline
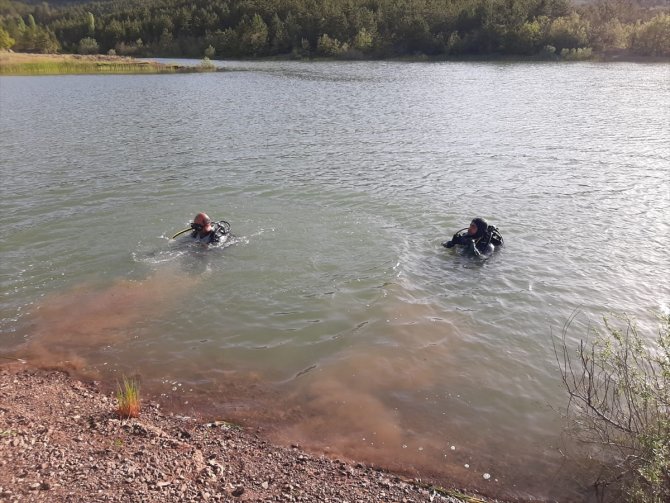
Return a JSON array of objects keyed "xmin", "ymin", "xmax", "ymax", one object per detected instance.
[{"xmin": 0, "ymin": 364, "xmax": 498, "ymax": 503}]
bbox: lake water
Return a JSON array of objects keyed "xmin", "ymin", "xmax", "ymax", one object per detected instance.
[{"xmin": 1, "ymin": 60, "xmax": 668, "ymax": 500}]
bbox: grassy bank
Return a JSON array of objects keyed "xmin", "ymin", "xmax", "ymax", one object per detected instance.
[{"xmin": 0, "ymin": 52, "xmax": 218, "ymax": 76}]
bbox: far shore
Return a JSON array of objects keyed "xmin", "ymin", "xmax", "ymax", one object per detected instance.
[
  {"xmin": 0, "ymin": 52, "xmax": 219, "ymax": 76},
  {"xmin": 1, "ymin": 50, "xmax": 667, "ymax": 78}
]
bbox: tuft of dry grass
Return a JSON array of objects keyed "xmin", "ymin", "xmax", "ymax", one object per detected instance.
[{"xmin": 116, "ymin": 376, "xmax": 140, "ymax": 419}]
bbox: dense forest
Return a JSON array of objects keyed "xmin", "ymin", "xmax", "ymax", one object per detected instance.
[{"xmin": 0, "ymin": 0, "xmax": 668, "ymax": 59}]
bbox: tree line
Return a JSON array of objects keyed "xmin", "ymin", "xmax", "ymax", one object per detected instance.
[{"xmin": 1, "ymin": 0, "xmax": 668, "ymax": 59}]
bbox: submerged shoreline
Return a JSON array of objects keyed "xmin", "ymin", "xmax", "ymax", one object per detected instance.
[
  {"xmin": 0, "ymin": 52, "xmax": 218, "ymax": 76},
  {"xmin": 0, "ymin": 364, "xmax": 497, "ymax": 503}
]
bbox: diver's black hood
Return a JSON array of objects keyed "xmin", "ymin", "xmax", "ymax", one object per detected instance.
[{"xmin": 471, "ymin": 217, "xmax": 489, "ymax": 239}]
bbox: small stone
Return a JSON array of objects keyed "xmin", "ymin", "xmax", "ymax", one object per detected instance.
[
  {"xmin": 261, "ymin": 481, "xmax": 269, "ymax": 489},
  {"xmin": 231, "ymin": 486, "xmax": 244, "ymax": 497},
  {"xmin": 483, "ymin": 473, "xmax": 491, "ymax": 480}
]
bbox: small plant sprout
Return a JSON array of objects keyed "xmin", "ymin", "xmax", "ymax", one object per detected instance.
[{"xmin": 116, "ymin": 376, "xmax": 140, "ymax": 419}]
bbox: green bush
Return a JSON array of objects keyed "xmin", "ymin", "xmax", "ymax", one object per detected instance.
[
  {"xmin": 78, "ymin": 37, "xmax": 99, "ymax": 55},
  {"xmin": 547, "ymin": 12, "xmax": 591, "ymax": 51},
  {"xmin": 0, "ymin": 27, "xmax": 15, "ymax": 50},
  {"xmin": 555, "ymin": 313, "xmax": 670, "ymax": 502},
  {"xmin": 203, "ymin": 44, "xmax": 215, "ymax": 58},
  {"xmin": 629, "ymin": 14, "xmax": 670, "ymax": 57},
  {"xmin": 560, "ymin": 47, "xmax": 593, "ymax": 60},
  {"xmin": 317, "ymin": 33, "xmax": 346, "ymax": 56}
]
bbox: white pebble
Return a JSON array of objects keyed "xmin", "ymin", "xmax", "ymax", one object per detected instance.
[{"xmin": 483, "ymin": 473, "xmax": 491, "ymax": 480}]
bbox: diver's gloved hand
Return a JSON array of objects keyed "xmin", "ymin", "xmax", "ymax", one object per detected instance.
[{"xmin": 442, "ymin": 240, "xmax": 454, "ymax": 248}]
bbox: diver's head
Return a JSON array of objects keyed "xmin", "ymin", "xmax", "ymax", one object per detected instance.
[
  {"xmin": 468, "ymin": 217, "xmax": 488, "ymax": 238},
  {"xmin": 191, "ymin": 212, "xmax": 212, "ymax": 235}
]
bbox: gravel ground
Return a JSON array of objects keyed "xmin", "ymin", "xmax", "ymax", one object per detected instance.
[{"xmin": 0, "ymin": 366, "xmax": 496, "ymax": 503}]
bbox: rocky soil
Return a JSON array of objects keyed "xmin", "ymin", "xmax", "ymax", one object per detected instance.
[{"xmin": 0, "ymin": 366, "xmax": 493, "ymax": 503}]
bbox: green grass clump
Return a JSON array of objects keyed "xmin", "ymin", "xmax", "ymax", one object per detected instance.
[{"xmin": 116, "ymin": 376, "xmax": 140, "ymax": 419}]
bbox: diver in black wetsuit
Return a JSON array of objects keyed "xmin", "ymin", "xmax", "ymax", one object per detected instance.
[{"xmin": 442, "ymin": 217, "xmax": 503, "ymax": 258}]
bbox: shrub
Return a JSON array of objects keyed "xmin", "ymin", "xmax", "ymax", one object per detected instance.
[
  {"xmin": 200, "ymin": 56, "xmax": 215, "ymax": 70},
  {"xmin": 0, "ymin": 27, "xmax": 16, "ymax": 50},
  {"xmin": 560, "ymin": 47, "xmax": 593, "ymax": 60},
  {"xmin": 78, "ymin": 37, "xmax": 99, "ymax": 55},
  {"xmin": 629, "ymin": 14, "xmax": 670, "ymax": 57},
  {"xmin": 554, "ymin": 313, "xmax": 670, "ymax": 502},
  {"xmin": 547, "ymin": 12, "xmax": 590, "ymax": 51},
  {"xmin": 204, "ymin": 44, "xmax": 215, "ymax": 59},
  {"xmin": 317, "ymin": 33, "xmax": 345, "ymax": 56},
  {"xmin": 116, "ymin": 376, "xmax": 140, "ymax": 419}
]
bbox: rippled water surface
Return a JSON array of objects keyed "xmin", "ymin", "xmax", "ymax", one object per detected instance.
[{"xmin": 1, "ymin": 61, "xmax": 669, "ymax": 500}]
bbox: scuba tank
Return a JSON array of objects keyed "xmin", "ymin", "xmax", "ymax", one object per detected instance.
[
  {"xmin": 213, "ymin": 220, "xmax": 231, "ymax": 237},
  {"xmin": 485, "ymin": 225, "xmax": 504, "ymax": 247}
]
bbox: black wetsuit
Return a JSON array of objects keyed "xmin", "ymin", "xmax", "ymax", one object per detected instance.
[
  {"xmin": 190, "ymin": 225, "xmax": 226, "ymax": 244},
  {"xmin": 447, "ymin": 233, "xmax": 494, "ymax": 257}
]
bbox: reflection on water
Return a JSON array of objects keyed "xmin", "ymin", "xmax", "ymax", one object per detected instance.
[{"xmin": 1, "ymin": 61, "xmax": 669, "ymax": 501}]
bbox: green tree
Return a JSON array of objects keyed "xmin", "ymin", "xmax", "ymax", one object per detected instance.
[
  {"xmin": 175, "ymin": 7, "xmax": 192, "ymax": 36},
  {"xmin": 630, "ymin": 13, "xmax": 670, "ymax": 57},
  {"xmin": 86, "ymin": 11, "xmax": 95, "ymax": 37},
  {"xmin": 0, "ymin": 27, "xmax": 15, "ymax": 50},
  {"xmin": 317, "ymin": 33, "xmax": 344, "ymax": 56},
  {"xmin": 34, "ymin": 28, "xmax": 60, "ymax": 53},
  {"xmin": 158, "ymin": 28, "xmax": 174, "ymax": 54},
  {"xmin": 504, "ymin": 18, "xmax": 548, "ymax": 54},
  {"xmin": 547, "ymin": 12, "xmax": 591, "ymax": 51},
  {"xmin": 102, "ymin": 19, "xmax": 125, "ymax": 49},
  {"xmin": 34, "ymin": 2, "xmax": 52, "ymax": 24},
  {"xmin": 590, "ymin": 18, "xmax": 630, "ymax": 51},
  {"xmin": 445, "ymin": 31, "xmax": 463, "ymax": 55},
  {"xmin": 16, "ymin": 17, "xmax": 27, "ymax": 36},
  {"xmin": 353, "ymin": 27, "xmax": 373, "ymax": 52},
  {"xmin": 270, "ymin": 13, "xmax": 291, "ymax": 54},
  {"xmin": 284, "ymin": 12, "xmax": 302, "ymax": 47},
  {"xmin": 239, "ymin": 14, "xmax": 268, "ymax": 56},
  {"xmin": 208, "ymin": 28, "xmax": 239, "ymax": 57}
]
